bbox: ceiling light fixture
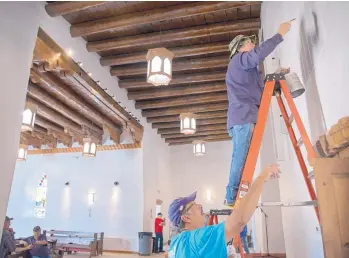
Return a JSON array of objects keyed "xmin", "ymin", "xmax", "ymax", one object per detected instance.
[
  {"xmin": 180, "ymin": 113, "xmax": 196, "ymax": 135},
  {"xmin": 82, "ymin": 138, "xmax": 97, "ymax": 157},
  {"xmin": 193, "ymin": 140, "xmax": 206, "ymax": 156},
  {"xmin": 17, "ymin": 144, "xmax": 28, "ymax": 162},
  {"xmin": 21, "ymin": 103, "xmax": 37, "ymax": 132}
]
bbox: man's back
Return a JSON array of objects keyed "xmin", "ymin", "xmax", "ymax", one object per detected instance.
[
  {"xmin": 226, "ymin": 54, "xmax": 263, "ymax": 128},
  {"xmin": 168, "ymin": 223, "xmax": 227, "ymax": 258}
]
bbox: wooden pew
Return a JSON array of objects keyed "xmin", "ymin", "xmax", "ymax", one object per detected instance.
[{"xmin": 44, "ymin": 230, "xmax": 104, "ymax": 258}]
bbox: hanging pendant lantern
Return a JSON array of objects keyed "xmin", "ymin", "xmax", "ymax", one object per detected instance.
[
  {"xmin": 146, "ymin": 48, "xmax": 174, "ymax": 86},
  {"xmin": 17, "ymin": 144, "xmax": 28, "ymax": 161},
  {"xmin": 82, "ymin": 138, "xmax": 97, "ymax": 157},
  {"xmin": 180, "ymin": 113, "xmax": 197, "ymax": 135},
  {"xmin": 193, "ymin": 140, "xmax": 206, "ymax": 156},
  {"xmin": 21, "ymin": 103, "xmax": 37, "ymax": 132}
]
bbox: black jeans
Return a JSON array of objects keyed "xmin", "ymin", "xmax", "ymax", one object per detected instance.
[{"xmin": 155, "ymin": 232, "xmax": 163, "ymax": 252}]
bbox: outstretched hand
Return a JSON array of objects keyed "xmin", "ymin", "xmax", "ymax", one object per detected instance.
[
  {"xmin": 260, "ymin": 164, "xmax": 281, "ymax": 182},
  {"xmin": 278, "ymin": 21, "xmax": 292, "ymax": 37}
]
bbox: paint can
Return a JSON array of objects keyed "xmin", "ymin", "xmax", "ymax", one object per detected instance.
[{"xmin": 285, "ymin": 72, "xmax": 305, "ymax": 98}]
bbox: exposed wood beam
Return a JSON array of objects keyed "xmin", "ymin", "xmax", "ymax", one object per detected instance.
[
  {"xmin": 152, "ymin": 117, "xmax": 227, "ymax": 129},
  {"xmin": 30, "ymin": 130, "xmax": 58, "ymax": 149},
  {"xmin": 87, "ymin": 18, "xmax": 260, "ymax": 52},
  {"xmin": 111, "ymin": 56, "xmax": 228, "ymax": 77},
  {"xmin": 28, "ymin": 83, "xmax": 103, "ymax": 135},
  {"xmin": 158, "ymin": 123, "xmax": 227, "ymax": 135},
  {"xmin": 35, "ymin": 28, "xmax": 142, "ymax": 140},
  {"xmin": 31, "ymin": 69, "xmax": 122, "ymax": 138},
  {"xmin": 169, "ymin": 137, "xmax": 230, "ymax": 146},
  {"xmin": 136, "ymin": 92, "xmax": 227, "ymax": 110},
  {"xmin": 165, "ymin": 133, "xmax": 229, "ymax": 144},
  {"xmin": 101, "ymin": 42, "xmax": 229, "ymax": 66},
  {"xmin": 128, "ymin": 82, "xmax": 226, "ymax": 101},
  {"xmin": 21, "ymin": 132, "xmax": 44, "ymax": 149},
  {"xmin": 147, "ymin": 110, "xmax": 227, "ymax": 123},
  {"xmin": 161, "ymin": 129, "xmax": 228, "ymax": 139},
  {"xmin": 35, "ymin": 115, "xmax": 64, "ymax": 133},
  {"xmin": 45, "ymin": 2, "xmax": 106, "ymax": 17},
  {"xmin": 142, "ymin": 102, "xmax": 228, "ymax": 118},
  {"xmin": 72, "ymin": 2, "xmax": 259, "ymax": 38},
  {"xmin": 119, "ymin": 71, "xmax": 225, "ymax": 89},
  {"xmin": 27, "ymin": 97, "xmax": 84, "ymax": 135}
]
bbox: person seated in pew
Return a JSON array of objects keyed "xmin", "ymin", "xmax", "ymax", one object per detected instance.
[
  {"xmin": 0, "ymin": 216, "xmax": 32, "ymax": 258},
  {"xmin": 25, "ymin": 226, "xmax": 49, "ymax": 258}
]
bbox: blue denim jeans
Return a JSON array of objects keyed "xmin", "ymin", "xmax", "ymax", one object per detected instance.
[
  {"xmin": 241, "ymin": 236, "xmax": 250, "ymax": 254},
  {"xmin": 225, "ymin": 123, "xmax": 254, "ymax": 203}
]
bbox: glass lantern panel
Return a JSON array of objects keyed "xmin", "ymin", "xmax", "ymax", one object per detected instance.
[
  {"xmin": 90, "ymin": 143, "xmax": 97, "ymax": 154},
  {"xmin": 202, "ymin": 144, "xmax": 206, "ymax": 153},
  {"xmin": 147, "ymin": 60, "xmax": 150, "ymax": 77},
  {"xmin": 18, "ymin": 148, "xmax": 25, "ymax": 159},
  {"xmin": 183, "ymin": 117, "xmax": 190, "ymax": 129},
  {"xmin": 83, "ymin": 142, "xmax": 90, "ymax": 153},
  {"xmin": 191, "ymin": 118, "xmax": 196, "ymax": 130},
  {"xmin": 151, "ymin": 56, "xmax": 162, "ymax": 72},
  {"xmin": 22, "ymin": 109, "xmax": 33, "ymax": 125},
  {"xmin": 164, "ymin": 58, "xmax": 171, "ymax": 75}
]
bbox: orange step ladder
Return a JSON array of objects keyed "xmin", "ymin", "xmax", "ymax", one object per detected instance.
[{"xmin": 208, "ymin": 73, "xmax": 319, "ymax": 257}]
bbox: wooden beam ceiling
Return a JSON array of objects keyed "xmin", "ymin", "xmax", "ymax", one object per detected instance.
[
  {"xmin": 135, "ymin": 92, "xmax": 227, "ymax": 109},
  {"xmin": 100, "ymin": 42, "xmax": 229, "ymax": 66},
  {"xmin": 147, "ymin": 110, "xmax": 227, "ymax": 123},
  {"xmin": 142, "ymin": 102, "xmax": 228, "ymax": 118},
  {"xmin": 71, "ymin": 2, "xmax": 258, "ymax": 38},
  {"xmin": 128, "ymin": 82, "xmax": 226, "ymax": 101},
  {"xmin": 47, "ymin": 1, "xmax": 262, "ymax": 146},
  {"xmin": 119, "ymin": 71, "xmax": 225, "ymax": 89},
  {"xmin": 87, "ymin": 18, "xmax": 260, "ymax": 52},
  {"xmin": 46, "ymin": 2, "xmax": 106, "ymax": 17},
  {"xmin": 152, "ymin": 117, "xmax": 227, "ymax": 129},
  {"xmin": 111, "ymin": 55, "xmax": 228, "ymax": 77}
]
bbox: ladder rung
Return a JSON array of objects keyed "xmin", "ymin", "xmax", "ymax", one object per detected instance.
[
  {"xmin": 297, "ymin": 138, "xmax": 304, "ymax": 147},
  {"xmin": 258, "ymin": 200, "xmax": 317, "ymax": 207}
]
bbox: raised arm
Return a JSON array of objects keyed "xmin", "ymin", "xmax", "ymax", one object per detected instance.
[
  {"xmin": 224, "ymin": 164, "xmax": 280, "ymax": 241},
  {"xmin": 238, "ymin": 22, "xmax": 292, "ymax": 70}
]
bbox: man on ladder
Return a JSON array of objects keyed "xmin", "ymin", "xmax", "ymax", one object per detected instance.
[{"xmin": 224, "ymin": 21, "xmax": 292, "ymax": 206}]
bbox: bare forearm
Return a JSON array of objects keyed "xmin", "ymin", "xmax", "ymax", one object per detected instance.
[
  {"xmin": 235, "ymin": 176, "xmax": 264, "ymax": 224},
  {"xmin": 225, "ymin": 176, "xmax": 265, "ymax": 239}
]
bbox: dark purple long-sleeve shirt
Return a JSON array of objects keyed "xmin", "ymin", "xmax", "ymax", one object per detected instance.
[{"xmin": 226, "ymin": 33, "xmax": 284, "ymax": 129}]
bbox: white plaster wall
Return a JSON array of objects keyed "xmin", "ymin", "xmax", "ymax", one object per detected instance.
[
  {"xmin": 0, "ymin": 2, "xmax": 41, "ymax": 236},
  {"xmin": 7, "ymin": 149, "xmax": 143, "ymax": 251},
  {"xmin": 260, "ymin": 1, "xmax": 349, "ymax": 257}
]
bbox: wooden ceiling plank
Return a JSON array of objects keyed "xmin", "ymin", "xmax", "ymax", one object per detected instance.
[
  {"xmin": 128, "ymin": 82, "xmax": 226, "ymax": 101},
  {"xmin": 111, "ymin": 55, "xmax": 228, "ymax": 77},
  {"xmin": 28, "ymin": 82, "xmax": 103, "ymax": 135},
  {"xmin": 71, "ymin": 2, "xmax": 259, "ymax": 38},
  {"xmin": 35, "ymin": 28, "xmax": 143, "ymax": 137},
  {"xmin": 165, "ymin": 133, "xmax": 229, "ymax": 144},
  {"xmin": 147, "ymin": 110, "xmax": 227, "ymax": 123},
  {"xmin": 31, "ymin": 68, "xmax": 121, "ymax": 136},
  {"xmin": 169, "ymin": 137, "xmax": 230, "ymax": 146},
  {"xmin": 119, "ymin": 71, "xmax": 225, "ymax": 89},
  {"xmin": 45, "ymin": 2, "xmax": 106, "ymax": 17},
  {"xmin": 152, "ymin": 117, "xmax": 227, "ymax": 129},
  {"xmin": 135, "ymin": 92, "xmax": 227, "ymax": 110},
  {"xmin": 158, "ymin": 123, "xmax": 227, "ymax": 135},
  {"xmin": 87, "ymin": 18, "xmax": 260, "ymax": 52},
  {"xmin": 161, "ymin": 129, "xmax": 228, "ymax": 139},
  {"xmin": 101, "ymin": 42, "xmax": 229, "ymax": 66},
  {"xmin": 143, "ymin": 102, "xmax": 228, "ymax": 118}
]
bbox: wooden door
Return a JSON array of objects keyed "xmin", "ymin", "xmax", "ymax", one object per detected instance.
[{"xmin": 314, "ymin": 158, "xmax": 349, "ymax": 258}]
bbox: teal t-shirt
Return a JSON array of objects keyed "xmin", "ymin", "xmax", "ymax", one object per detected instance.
[{"xmin": 168, "ymin": 222, "xmax": 227, "ymax": 258}]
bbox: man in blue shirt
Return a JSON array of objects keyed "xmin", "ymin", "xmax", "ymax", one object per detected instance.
[
  {"xmin": 224, "ymin": 21, "xmax": 292, "ymax": 206},
  {"xmin": 168, "ymin": 164, "xmax": 280, "ymax": 258},
  {"xmin": 25, "ymin": 226, "xmax": 49, "ymax": 258}
]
